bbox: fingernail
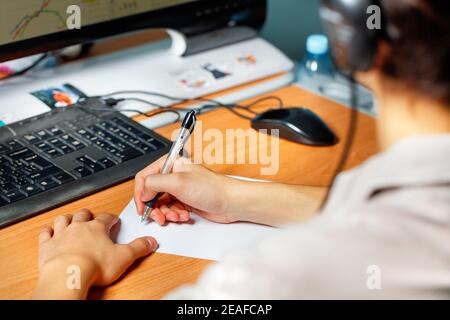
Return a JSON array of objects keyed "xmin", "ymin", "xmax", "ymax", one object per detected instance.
[{"xmin": 147, "ymin": 237, "xmax": 158, "ymax": 251}]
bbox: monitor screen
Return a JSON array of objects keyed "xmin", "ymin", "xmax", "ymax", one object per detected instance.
[
  {"xmin": 1, "ymin": 0, "xmax": 196, "ymax": 46},
  {"xmin": 0, "ymin": 0, "xmax": 266, "ymax": 62}
]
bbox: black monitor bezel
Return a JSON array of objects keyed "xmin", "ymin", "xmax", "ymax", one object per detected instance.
[{"xmin": 0, "ymin": 0, "xmax": 266, "ymax": 62}]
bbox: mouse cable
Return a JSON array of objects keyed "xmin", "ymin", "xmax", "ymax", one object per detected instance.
[{"xmin": 319, "ymin": 76, "xmax": 359, "ymax": 210}]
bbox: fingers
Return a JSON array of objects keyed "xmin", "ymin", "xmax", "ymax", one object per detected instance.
[
  {"xmin": 160, "ymin": 203, "xmax": 190, "ymax": 223},
  {"xmin": 176, "ymin": 209, "xmax": 191, "ymax": 222},
  {"xmin": 44, "ymin": 209, "xmax": 91, "ymax": 241},
  {"xmin": 146, "ymin": 196, "xmax": 190, "ymax": 225},
  {"xmin": 72, "ymin": 209, "xmax": 92, "ymax": 222},
  {"xmin": 118, "ymin": 236, "xmax": 158, "ymax": 260},
  {"xmin": 149, "ymin": 207, "xmax": 166, "ymax": 226},
  {"xmin": 159, "ymin": 205, "xmax": 178, "ymax": 222},
  {"xmin": 141, "ymin": 173, "xmax": 186, "ymax": 203},
  {"xmin": 134, "ymin": 157, "xmax": 194, "ymax": 215},
  {"xmin": 39, "ymin": 225, "xmax": 53, "ymax": 244},
  {"xmin": 53, "ymin": 214, "xmax": 72, "ymax": 234},
  {"xmin": 134, "ymin": 156, "xmax": 168, "ymax": 215},
  {"xmin": 95, "ymin": 213, "xmax": 119, "ymax": 232}
]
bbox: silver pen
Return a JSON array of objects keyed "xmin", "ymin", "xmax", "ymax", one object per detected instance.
[{"xmin": 141, "ymin": 111, "xmax": 197, "ymax": 223}]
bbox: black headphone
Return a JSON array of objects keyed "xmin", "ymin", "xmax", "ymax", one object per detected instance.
[{"xmin": 319, "ymin": 0, "xmax": 386, "ymax": 75}]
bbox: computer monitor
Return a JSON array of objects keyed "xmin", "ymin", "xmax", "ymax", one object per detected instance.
[{"xmin": 0, "ymin": 0, "xmax": 266, "ymax": 63}]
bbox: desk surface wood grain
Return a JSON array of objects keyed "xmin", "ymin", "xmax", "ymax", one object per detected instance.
[{"xmin": 0, "ymin": 84, "xmax": 378, "ymax": 300}]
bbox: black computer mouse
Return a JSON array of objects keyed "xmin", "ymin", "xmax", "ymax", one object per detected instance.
[{"xmin": 251, "ymin": 108, "xmax": 338, "ymax": 146}]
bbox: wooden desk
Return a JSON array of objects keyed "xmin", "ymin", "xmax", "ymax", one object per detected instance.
[{"xmin": 0, "ymin": 81, "xmax": 378, "ymax": 300}]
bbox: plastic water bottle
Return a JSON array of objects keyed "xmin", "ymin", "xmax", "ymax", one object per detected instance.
[
  {"xmin": 297, "ymin": 34, "xmax": 375, "ymax": 114},
  {"xmin": 297, "ymin": 34, "xmax": 336, "ymax": 91}
]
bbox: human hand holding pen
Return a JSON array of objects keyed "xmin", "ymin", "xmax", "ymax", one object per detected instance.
[
  {"xmin": 134, "ymin": 155, "xmax": 326, "ymax": 227},
  {"xmin": 139, "ymin": 111, "xmax": 197, "ymax": 223},
  {"xmin": 134, "ymin": 110, "xmax": 236, "ymax": 225},
  {"xmin": 134, "ymin": 157, "xmax": 237, "ymax": 225}
]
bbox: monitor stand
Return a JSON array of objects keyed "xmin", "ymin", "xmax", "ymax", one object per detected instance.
[{"xmin": 167, "ymin": 26, "xmax": 259, "ymax": 57}]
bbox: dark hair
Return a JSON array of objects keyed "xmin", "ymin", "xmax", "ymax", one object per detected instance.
[{"xmin": 381, "ymin": 0, "xmax": 450, "ymax": 104}]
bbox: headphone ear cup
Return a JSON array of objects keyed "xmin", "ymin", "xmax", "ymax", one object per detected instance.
[{"xmin": 320, "ymin": 0, "xmax": 381, "ymax": 74}]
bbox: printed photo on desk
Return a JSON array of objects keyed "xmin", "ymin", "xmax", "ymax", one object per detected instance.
[{"xmin": 0, "ymin": 0, "xmax": 449, "ymax": 309}]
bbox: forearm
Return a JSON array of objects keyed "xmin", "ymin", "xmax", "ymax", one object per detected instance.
[
  {"xmin": 33, "ymin": 257, "xmax": 97, "ymax": 300},
  {"xmin": 226, "ymin": 178, "xmax": 327, "ymax": 227}
]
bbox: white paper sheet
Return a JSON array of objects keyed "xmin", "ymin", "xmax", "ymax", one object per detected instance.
[{"xmin": 114, "ymin": 176, "xmax": 278, "ymax": 261}]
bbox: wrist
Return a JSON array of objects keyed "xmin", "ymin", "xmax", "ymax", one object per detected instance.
[
  {"xmin": 223, "ymin": 177, "xmax": 257, "ymax": 223},
  {"xmin": 34, "ymin": 255, "xmax": 98, "ymax": 300}
]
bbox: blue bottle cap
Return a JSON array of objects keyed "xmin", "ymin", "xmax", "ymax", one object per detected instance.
[{"xmin": 306, "ymin": 34, "xmax": 329, "ymax": 55}]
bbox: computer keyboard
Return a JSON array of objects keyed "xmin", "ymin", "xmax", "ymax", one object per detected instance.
[{"xmin": 0, "ymin": 98, "xmax": 171, "ymax": 227}]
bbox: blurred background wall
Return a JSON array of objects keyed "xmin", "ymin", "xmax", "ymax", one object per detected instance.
[{"xmin": 260, "ymin": 0, "xmax": 323, "ymax": 62}]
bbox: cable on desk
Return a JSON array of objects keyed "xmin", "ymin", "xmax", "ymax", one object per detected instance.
[
  {"xmin": 0, "ymin": 53, "xmax": 51, "ymax": 80},
  {"xmin": 119, "ymin": 97, "xmax": 165, "ymax": 109},
  {"xmin": 95, "ymin": 90, "xmax": 285, "ymax": 121},
  {"xmin": 80, "ymin": 105, "xmax": 183, "ymax": 123}
]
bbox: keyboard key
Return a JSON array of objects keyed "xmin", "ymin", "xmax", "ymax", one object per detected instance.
[
  {"xmin": 53, "ymin": 141, "xmax": 74, "ymax": 154},
  {"xmin": 68, "ymin": 137, "xmax": 85, "ymax": 150},
  {"xmin": 110, "ymin": 118, "xmax": 141, "ymax": 135},
  {"xmin": 114, "ymin": 148, "xmax": 143, "ymax": 162},
  {"xmin": 98, "ymin": 158, "xmax": 116, "ymax": 168},
  {"xmin": 35, "ymin": 142, "xmax": 51, "ymax": 152},
  {"xmin": 36, "ymin": 130, "xmax": 52, "ymax": 140},
  {"xmin": 93, "ymin": 140, "xmax": 107, "ymax": 149},
  {"xmin": 25, "ymin": 154, "xmax": 53, "ymax": 170},
  {"xmin": 10, "ymin": 159, "xmax": 26, "ymax": 170},
  {"xmin": 60, "ymin": 134, "xmax": 71, "ymax": 141},
  {"xmin": 77, "ymin": 156, "xmax": 104, "ymax": 173},
  {"xmin": 37, "ymin": 178, "xmax": 59, "ymax": 191},
  {"xmin": 7, "ymin": 148, "xmax": 34, "ymax": 160},
  {"xmin": 44, "ymin": 148, "xmax": 63, "ymax": 158},
  {"xmin": 48, "ymin": 138, "xmax": 60, "ymax": 145},
  {"xmin": 3, "ymin": 190, "xmax": 26, "ymax": 203},
  {"xmin": 0, "ymin": 144, "xmax": 8, "ymax": 154},
  {"xmin": 48, "ymin": 127, "xmax": 63, "ymax": 136},
  {"xmin": 8, "ymin": 169, "xmax": 23, "ymax": 179},
  {"xmin": 139, "ymin": 134, "xmax": 155, "ymax": 144},
  {"xmin": 53, "ymin": 172, "xmax": 75, "ymax": 184},
  {"xmin": 117, "ymin": 130, "xmax": 132, "ymax": 140},
  {"xmin": 128, "ymin": 138, "xmax": 141, "ymax": 146},
  {"xmin": 76, "ymin": 129, "xmax": 88, "ymax": 136},
  {"xmin": 73, "ymin": 166, "xmax": 93, "ymax": 177},
  {"xmin": 14, "ymin": 176, "xmax": 30, "ymax": 187},
  {"xmin": 29, "ymin": 167, "xmax": 61, "ymax": 181},
  {"xmin": 103, "ymin": 145, "xmax": 118, "ymax": 154},
  {"xmin": 136, "ymin": 143, "xmax": 153, "ymax": 153},
  {"xmin": 23, "ymin": 134, "xmax": 39, "ymax": 144},
  {"xmin": 76, "ymin": 156, "xmax": 90, "ymax": 164},
  {"xmin": 20, "ymin": 184, "xmax": 43, "ymax": 197},
  {"xmin": 86, "ymin": 162, "xmax": 104, "ymax": 173},
  {"xmin": 19, "ymin": 164, "xmax": 41, "ymax": 176},
  {"xmin": 0, "ymin": 182, "xmax": 17, "ymax": 193},
  {"xmin": 5, "ymin": 140, "xmax": 23, "ymax": 151}
]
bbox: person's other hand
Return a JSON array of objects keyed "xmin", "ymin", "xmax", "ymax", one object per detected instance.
[
  {"xmin": 37, "ymin": 210, "xmax": 158, "ymax": 291},
  {"xmin": 134, "ymin": 157, "xmax": 237, "ymax": 225}
]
